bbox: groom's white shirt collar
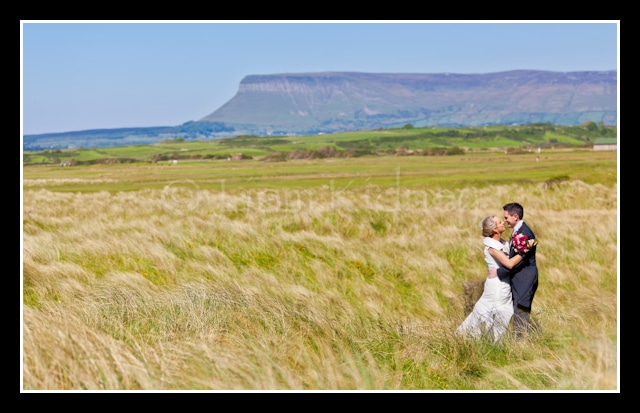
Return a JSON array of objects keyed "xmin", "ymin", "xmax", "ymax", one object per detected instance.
[{"xmin": 513, "ymin": 221, "xmax": 523, "ymax": 234}]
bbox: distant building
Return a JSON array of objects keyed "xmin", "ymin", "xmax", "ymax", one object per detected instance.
[{"xmin": 593, "ymin": 138, "xmax": 617, "ymax": 151}]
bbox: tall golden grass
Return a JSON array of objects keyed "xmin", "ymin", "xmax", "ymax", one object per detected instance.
[{"xmin": 22, "ymin": 164, "xmax": 617, "ymax": 390}]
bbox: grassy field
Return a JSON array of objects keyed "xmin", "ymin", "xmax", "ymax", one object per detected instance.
[
  {"xmin": 22, "ymin": 149, "xmax": 618, "ymax": 391},
  {"xmin": 23, "ymin": 148, "xmax": 615, "ymax": 192}
]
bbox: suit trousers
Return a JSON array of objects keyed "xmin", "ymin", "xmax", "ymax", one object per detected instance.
[{"xmin": 513, "ymin": 304, "xmax": 531, "ymax": 338}]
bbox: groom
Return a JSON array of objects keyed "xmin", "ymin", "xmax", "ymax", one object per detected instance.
[{"xmin": 497, "ymin": 202, "xmax": 539, "ymax": 339}]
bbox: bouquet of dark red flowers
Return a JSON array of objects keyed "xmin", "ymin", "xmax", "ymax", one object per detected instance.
[{"xmin": 513, "ymin": 233, "xmax": 538, "ymax": 255}]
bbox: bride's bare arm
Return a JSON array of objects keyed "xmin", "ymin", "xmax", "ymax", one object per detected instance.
[{"xmin": 488, "ymin": 247, "xmax": 523, "ymax": 269}]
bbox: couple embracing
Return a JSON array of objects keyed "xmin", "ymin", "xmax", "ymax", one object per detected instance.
[{"xmin": 456, "ymin": 202, "xmax": 539, "ymax": 343}]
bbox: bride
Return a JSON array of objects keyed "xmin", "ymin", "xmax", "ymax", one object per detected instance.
[{"xmin": 456, "ymin": 215, "xmax": 527, "ymax": 343}]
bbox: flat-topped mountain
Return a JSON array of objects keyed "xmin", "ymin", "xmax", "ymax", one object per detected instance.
[
  {"xmin": 199, "ymin": 70, "xmax": 617, "ymax": 135},
  {"xmin": 23, "ymin": 70, "xmax": 617, "ymax": 150}
]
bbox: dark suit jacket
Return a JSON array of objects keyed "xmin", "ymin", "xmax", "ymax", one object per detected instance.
[{"xmin": 496, "ymin": 221, "xmax": 538, "ymax": 309}]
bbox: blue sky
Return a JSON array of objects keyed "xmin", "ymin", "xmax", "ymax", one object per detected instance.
[{"xmin": 21, "ymin": 20, "xmax": 619, "ymax": 136}]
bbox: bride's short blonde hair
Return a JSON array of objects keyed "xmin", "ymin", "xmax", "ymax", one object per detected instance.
[{"xmin": 481, "ymin": 215, "xmax": 498, "ymax": 237}]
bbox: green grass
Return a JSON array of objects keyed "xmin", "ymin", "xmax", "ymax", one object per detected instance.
[{"xmin": 24, "ymin": 149, "xmax": 617, "ymax": 194}]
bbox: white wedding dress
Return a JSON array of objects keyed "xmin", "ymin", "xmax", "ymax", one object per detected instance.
[{"xmin": 456, "ymin": 237, "xmax": 513, "ymax": 343}]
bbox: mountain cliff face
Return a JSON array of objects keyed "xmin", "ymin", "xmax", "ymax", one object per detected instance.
[{"xmin": 199, "ymin": 70, "xmax": 617, "ymax": 135}]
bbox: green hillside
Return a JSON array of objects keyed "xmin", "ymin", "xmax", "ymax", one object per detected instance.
[{"xmin": 23, "ymin": 122, "xmax": 616, "ymax": 166}]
